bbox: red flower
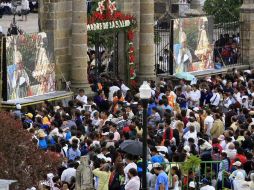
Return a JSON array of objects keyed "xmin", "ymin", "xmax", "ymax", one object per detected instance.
[
  {"xmin": 129, "ymin": 46, "xmax": 135, "ymax": 53},
  {"xmin": 127, "ymin": 30, "xmax": 134, "ymax": 41},
  {"xmin": 129, "ymin": 54, "xmax": 135, "ymax": 63}
]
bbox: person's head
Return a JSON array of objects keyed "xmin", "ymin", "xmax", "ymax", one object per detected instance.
[
  {"xmin": 125, "ymin": 154, "xmax": 134, "ymax": 163},
  {"xmin": 128, "ymin": 168, "xmax": 138, "ymax": 179},
  {"xmin": 200, "ymin": 178, "xmax": 210, "ymax": 187},
  {"xmin": 237, "ymin": 148, "xmax": 244, "ymax": 155},
  {"xmin": 152, "ymin": 107, "xmax": 158, "ymax": 114},
  {"xmin": 233, "ymin": 161, "xmax": 242, "ymax": 169},
  {"xmin": 153, "ymin": 163, "xmax": 163, "ymax": 175},
  {"xmin": 189, "ymin": 125, "xmax": 195, "ymax": 133},
  {"xmin": 221, "ymin": 152, "xmax": 228, "ymax": 159},
  {"xmin": 100, "ymin": 111, "xmax": 109, "ymax": 119},
  {"xmin": 189, "ymin": 181, "xmax": 196, "ymax": 190},
  {"xmin": 78, "ymin": 89, "xmax": 85, "ymax": 96},
  {"xmin": 171, "ymin": 166, "xmax": 181, "ymax": 178},
  {"xmin": 110, "ymin": 124, "xmax": 117, "ymax": 132},
  {"xmin": 101, "ymin": 163, "xmax": 111, "ymax": 172},
  {"xmin": 214, "ymin": 113, "xmax": 221, "ymax": 120},
  {"xmin": 150, "ymin": 146, "xmax": 158, "ymax": 156}
]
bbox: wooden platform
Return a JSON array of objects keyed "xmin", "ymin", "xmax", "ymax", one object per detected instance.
[{"xmin": 1, "ymin": 91, "xmax": 74, "ymax": 108}]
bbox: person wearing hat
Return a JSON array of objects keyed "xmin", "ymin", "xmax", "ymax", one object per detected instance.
[
  {"xmin": 153, "ymin": 163, "xmax": 169, "ymax": 190},
  {"xmin": 189, "ymin": 181, "xmax": 196, "ymax": 190},
  {"xmin": 37, "ymin": 130, "xmax": 48, "ymax": 150},
  {"xmin": 23, "ymin": 113, "xmax": 33, "ymax": 129},
  {"xmin": 12, "ymin": 104, "xmax": 22, "ymax": 119},
  {"xmin": 200, "ymin": 178, "xmax": 215, "ymax": 190},
  {"xmin": 229, "ymin": 161, "xmax": 247, "ymax": 181}
]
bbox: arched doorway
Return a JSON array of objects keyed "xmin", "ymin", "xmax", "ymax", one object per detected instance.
[{"xmin": 87, "ymin": 0, "xmax": 137, "ymax": 88}]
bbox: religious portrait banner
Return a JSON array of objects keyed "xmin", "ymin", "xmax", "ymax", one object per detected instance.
[
  {"xmin": 173, "ymin": 16, "xmax": 214, "ymax": 74},
  {"xmin": 6, "ymin": 32, "xmax": 55, "ymax": 100}
]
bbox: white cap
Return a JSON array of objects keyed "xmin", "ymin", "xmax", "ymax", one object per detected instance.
[
  {"xmin": 189, "ymin": 181, "xmax": 196, "ymax": 188},
  {"xmin": 233, "ymin": 161, "xmax": 242, "ymax": 167},
  {"xmin": 16, "ymin": 104, "xmax": 21, "ymax": 110},
  {"xmin": 153, "ymin": 162, "xmax": 162, "ymax": 168},
  {"xmin": 184, "ymin": 145, "xmax": 190, "ymax": 152}
]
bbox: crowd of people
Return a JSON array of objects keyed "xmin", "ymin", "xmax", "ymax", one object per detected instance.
[
  {"xmin": 10, "ymin": 68, "xmax": 254, "ymax": 190},
  {"xmin": 214, "ymin": 33, "xmax": 241, "ymax": 69}
]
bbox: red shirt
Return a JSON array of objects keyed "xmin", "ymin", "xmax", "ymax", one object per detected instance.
[
  {"xmin": 212, "ymin": 143, "xmax": 223, "ymax": 153},
  {"xmin": 123, "ymin": 126, "xmax": 130, "ymax": 134},
  {"xmin": 234, "ymin": 154, "xmax": 247, "ymax": 165}
]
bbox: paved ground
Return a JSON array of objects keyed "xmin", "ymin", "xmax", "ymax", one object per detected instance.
[{"xmin": 0, "ymin": 13, "xmax": 38, "ymax": 34}]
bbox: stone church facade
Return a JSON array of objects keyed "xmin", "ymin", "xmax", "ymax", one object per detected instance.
[{"xmin": 38, "ymin": 0, "xmax": 254, "ymax": 95}]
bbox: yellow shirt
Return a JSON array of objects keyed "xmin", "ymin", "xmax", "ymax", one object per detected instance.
[{"xmin": 92, "ymin": 168, "xmax": 111, "ymax": 190}]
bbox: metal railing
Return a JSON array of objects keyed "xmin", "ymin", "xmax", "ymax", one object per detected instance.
[{"xmin": 147, "ymin": 161, "xmax": 228, "ymax": 190}]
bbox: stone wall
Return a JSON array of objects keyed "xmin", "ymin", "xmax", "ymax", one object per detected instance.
[
  {"xmin": 39, "ymin": 0, "xmax": 73, "ymax": 90},
  {"xmin": 116, "ymin": 0, "xmax": 140, "ymax": 81},
  {"xmin": 240, "ymin": 0, "xmax": 254, "ymax": 67}
]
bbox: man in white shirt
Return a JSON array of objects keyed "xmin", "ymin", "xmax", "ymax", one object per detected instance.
[
  {"xmin": 75, "ymin": 89, "xmax": 87, "ymax": 105},
  {"xmin": 61, "ymin": 162, "xmax": 78, "ymax": 184},
  {"xmin": 210, "ymin": 88, "xmax": 220, "ymax": 107},
  {"xmin": 124, "ymin": 155, "xmax": 137, "ymax": 184},
  {"xmin": 223, "ymin": 93, "xmax": 232, "ymax": 109},
  {"xmin": 204, "ymin": 110, "xmax": 214, "ymax": 136},
  {"xmin": 125, "ymin": 168, "xmax": 140, "ymax": 190},
  {"xmin": 189, "ymin": 85, "xmax": 201, "ymax": 107},
  {"xmin": 108, "ymin": 81, "xmax": 120, "ymax": 101},
  {"xmin": 183, "ymin": 125, "xmax": 197, "ymax": 146}
]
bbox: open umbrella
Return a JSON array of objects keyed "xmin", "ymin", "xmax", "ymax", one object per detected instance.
[
  {"xmin": 175, "ymin": 72, "xmax": 195, "ymax": 81},
  {"xmin": 120, "ymin": 140, "xmax": 149, "ymax": 156}
]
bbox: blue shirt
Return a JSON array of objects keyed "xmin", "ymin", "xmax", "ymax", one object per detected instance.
[
  {"xmin": 148, "ymin": 103, "xmax": 157, "ymax": 116},
  {"xmin": 155, "ymin": 171, "xmax": 169, "ymax": 190},
  {"xmin": 151, "ymin": 155, "xmax": 164, "ymax": 164},
  {"xmin": 67, "ymin": 147, "xmax": 81, "ymax": 161}
]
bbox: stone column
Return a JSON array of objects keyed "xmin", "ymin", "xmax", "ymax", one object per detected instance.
[
  {"xmin": 139, "ymin": 0, "xmax": 156, "ymax": 82},
  {"xmin": 190, "ymin": 0, "xmax": 203, "ymax": 10},
  {"xmin": 116, "ymin": 0, "xmax": 140, "ymax": 84},
  {"xmin": 71, "ymin": 0, "xmax": 91, "ymax": 94},
  {"xmin": 240, "ymin": 0, "xmax": 254, "ymax": 67}
]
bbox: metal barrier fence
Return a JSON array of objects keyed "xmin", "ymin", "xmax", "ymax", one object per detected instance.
[
  {"xmin": 213, "ymin": 21, "xmax": 243, "ymax": 68},
  {"xmin": 155, "ymin": 20, "xmax": 243, "ymax": 75},
  {"xmin": 148, "ymin": 161, "xmax": 228, "ymax": 190}
]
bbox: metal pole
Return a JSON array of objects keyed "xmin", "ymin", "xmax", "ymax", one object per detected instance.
[
  {"xmin": 142, "ymin": 99, "xmax": 148, "ymax": 190},
  {"xmin": 95, "ymin": 32, "xmax": 100, "ymax": 91}
]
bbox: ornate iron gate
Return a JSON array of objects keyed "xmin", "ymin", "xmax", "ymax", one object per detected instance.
[
  {"xmin": 213, "ymin": 21, "xmax": 242, "ymax": 67},
  {"xmin": 155, "ymin": 20, "xmax": 173, "ymax": 75},
  {"xmin": 88, "ymin": 31, "xmax": 119, "ymax": 83}
]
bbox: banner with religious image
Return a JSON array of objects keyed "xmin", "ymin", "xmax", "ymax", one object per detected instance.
[
  {"xmin": 173, "ymin": 16, "xmax": 214, "ymax": 73},
  {"xmin": 6, "ymin": 32, "xmax": 55, "ymax": 100}
]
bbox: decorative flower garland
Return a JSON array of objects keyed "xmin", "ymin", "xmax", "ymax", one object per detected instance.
[
  {"xmin": 88, "ymin": 0, "xmax": 136, "ymax": 26},
  {"xmin": 127, "ymin": 29, "xmax": 137, "ymax": 87},
  {"xmin": 88, "ymin": 0, "xmax": 137, "ymax": 88}
]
